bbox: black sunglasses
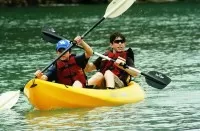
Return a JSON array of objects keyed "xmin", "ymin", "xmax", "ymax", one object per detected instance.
[
  {"xmin": 58, "ymin": 48, "xmax": 65, "ymax": 53},
  {"xmin": 58, "ymin": 48, "xmax": 71, "ymax": 53},
  {"xmin": 113, "ymin": 39, "xmax": 125, "ymax": 44}
]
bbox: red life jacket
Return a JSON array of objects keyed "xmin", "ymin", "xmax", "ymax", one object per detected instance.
[
  {"xmin": 100, "ymin": 51, "xmax": 127, "ymax": 77},
  {"xmin": 56, "ymin": 55, "xmax": 86, "ymax": 87}
]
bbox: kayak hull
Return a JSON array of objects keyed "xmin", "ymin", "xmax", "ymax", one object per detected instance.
[{"xmin": 24, "ymin": 79, "xmax": 145, "ymax": 110}]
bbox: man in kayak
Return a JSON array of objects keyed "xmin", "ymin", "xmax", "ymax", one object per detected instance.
[
  {"xmin": 85, "ymin": 32, "xmax": 138, "ymax": 89},
  {"xmin": 34, "ymin": 36, "xmax": 93, "ymax": 88}
]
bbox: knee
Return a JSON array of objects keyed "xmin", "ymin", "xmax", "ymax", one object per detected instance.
[
  {"xmin": 104, "ymin": 70, "xmax": 113, "ymax": 77},
  {"xmin": 95, "ymin": 72, "xmax": 104, "ymax": 79},
  {"xmin": 88, "ymin": 72, "xmax": 104, "ymax": 87},
  {"xmin": 89, "ymin": 72, "xmax": 104, "ymax": 81},
  {"xmin": 73, "ymin": 80, "xmax": 83, "ymax": 88}
]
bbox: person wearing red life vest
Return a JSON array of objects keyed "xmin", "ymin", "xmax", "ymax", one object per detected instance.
[
  {"xmin": 85, "ymin": 32, "xmax": 138, "ymax": 89},
  {"xmin": 34, "ymin": 36, "xmax": 93, "ymax": 88}
]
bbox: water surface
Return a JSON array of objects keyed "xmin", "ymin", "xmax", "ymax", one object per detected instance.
[{"xmin": 0, "ymin": 3, "xmax": 200, "ymax": 130}]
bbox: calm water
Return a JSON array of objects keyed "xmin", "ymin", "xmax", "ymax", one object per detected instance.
[{"xmin": 1, "ymin": 2, "xmax": 200, "ymax": 130}]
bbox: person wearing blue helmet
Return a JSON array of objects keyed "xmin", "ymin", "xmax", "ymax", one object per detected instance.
[{"xmin": 34, "ymin": 36, "xmax": 93, "ymax": 88}]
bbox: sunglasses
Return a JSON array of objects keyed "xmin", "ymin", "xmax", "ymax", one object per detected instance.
[
  {"xmin": 58, "ymin": 48, "xmax": 65, "ymax": 53},
  {"xmin": 113, "ymin": 39, "xmax": 125, "ymax": 44},
  {"xmin": 58, "ymin": 48, "xmax": 71, "ymax": 53}
]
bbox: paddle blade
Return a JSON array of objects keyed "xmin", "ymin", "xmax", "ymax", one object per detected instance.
[
  {"xmin": 142, "ymin": 71, "xmax": 171, "ymax": 89},
  {"xmin": 0, "ymin": 90, "xmax": 20, "ymax": 110},
  {"xmin": 41, "ymin": 27, "xmax": 63, "ymax": 43},
  {"xmin": 104, "ymin": 0, "xmax": 136, "ymax": 18}
]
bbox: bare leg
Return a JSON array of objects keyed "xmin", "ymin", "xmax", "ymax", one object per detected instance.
[
  {"xmin": 114, "ymin": 75, "xmax": 124, "ymax": 88},
  {"xmin": 104, "ymin": 70, "xmax": 115, "ymax": 88},
  {"xmin": 73, "ymin": 80, "xmax": 83, "ymax": 88},
  {"xmin": 88, "ymin": 72, "xmax": 104, "ymax": 88}
]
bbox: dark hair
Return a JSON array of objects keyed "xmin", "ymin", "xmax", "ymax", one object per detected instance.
[{"xmin": 110, "ymin": 32, "xmax": 126, "ymax": 43}]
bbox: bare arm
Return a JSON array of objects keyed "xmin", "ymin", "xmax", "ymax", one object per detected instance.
[
  {"xmin": 74, "ymin": 36, "xmax": 93, "ymax": 58},
  {"xmin": 118, "ymin": 66, "xmax": 139, "ymax": 77},
  {"xmin": 114, "ymin": 57, "xmax": 139, "ymax": 77},
  {"xmin": 84, "ymin": 62, "xmax": 97, "ymax": 73},
  {"xmin": 34, "ymin": 70, "xmax": 48, "ymax": 80}
]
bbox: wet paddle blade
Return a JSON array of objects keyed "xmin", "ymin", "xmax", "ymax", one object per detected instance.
[
  {"xmin": 0, "ymin": 90, "xmax": 20, "ymax": 110},
  {"xmin": 41, "ymin": 27, "xmax": 63, "ymax": 43},
  {"xmin": 104, "ymin": 0, "xmax": 136, "ymax": 18},
  {"xmin": 143, "ymin": 71, "xmax": 171, "ymax": 89},
  {"xmin": 42, "ymin": 1, "xmax": 136, "ymax": 40}
]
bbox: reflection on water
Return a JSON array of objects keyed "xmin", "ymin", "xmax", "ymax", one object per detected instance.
[
  {"xmin": 25, "ymin": 108, "xmax": 92, "ymax": 130},
  {"xmin": 0, "ymin": 3, "xmax": 200, "ymax": 130},
  {"xmin": 24, "ymin": 106, "xmax": 135, "ymax": 130}
]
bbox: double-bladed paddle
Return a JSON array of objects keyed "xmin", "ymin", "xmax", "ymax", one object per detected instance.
[
  {"xmin": 0, "ymin": 0, "xmax": 136, "ymax": 110},
  {"xmin": 41, "ymin": 0, "xmax": 136, "ymax": 74},
  {"xmin": 42, "ymin": 27, "xmax": 171, "ymax": 89}
]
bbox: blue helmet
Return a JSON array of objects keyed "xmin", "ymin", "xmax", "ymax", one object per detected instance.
[{"xmin": 56, "ymin": 39, "xmax": 71, "ymax": 51}]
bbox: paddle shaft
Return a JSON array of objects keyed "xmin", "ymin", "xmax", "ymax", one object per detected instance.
[
  {"xmin": 41, "ymin": 1, "xmax": 122, "ymax": 73},
  {"xmin": 41, "ymin": 27, "xmax": 171, "ymax": 89},
  {"xmin": 41, "ymin": 44, "xmax": 74, "ymax": 73},
  {"xmin": 41, "ymin": 18, "xmax": 106, "ymax": 73},
  {"xmin": 40, "ymin": 0, "xmax": 136, "ymax": 73},
  {"xmin": 93, "ymin": 52, "xmax": 168, "ymax": 86},
  {"xmin": 82, "ymin": 17, "xmax": 105, "ymax": 38},
  {"xmin": 94, "ymin": 52, "xmax": 141, "ymax": 73}
]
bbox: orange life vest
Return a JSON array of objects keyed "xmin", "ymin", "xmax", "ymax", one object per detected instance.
[{"xmin": 56, "ymin": 55, "xmax": 86, "ymax": 87}]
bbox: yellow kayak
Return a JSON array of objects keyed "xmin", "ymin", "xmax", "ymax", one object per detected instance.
[{"xmin": 24, "ymin": 79, "xmax": 145, "ymax": 110}]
